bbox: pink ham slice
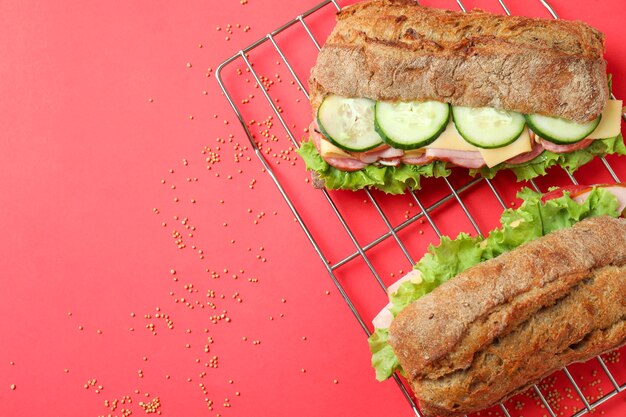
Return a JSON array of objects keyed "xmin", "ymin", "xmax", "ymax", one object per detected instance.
[
  {"xmin": 323, "ymin": 157, "xmax": 369, "ymax": 171},
  {"xmin": 425, "ymin": 148, "xmax": 486, "ymax": 169},
  {"xmin": 309, "ymin": 121, "xmax": 402, "ymax": 169},
  {"xmin": 402, "ymin": 153, "xmax": 434, "ymax": 165},
  {"xmin": 378, "ymin": 158, "xmax": 402, "ymax": 167},
  {"xmin": 372, "ymin": 269, "xmax": 423, "ymax": 330},
  {"xmin": 571, "ymin": 184, "xmax": 626, "ymax": 213},
  {"xmin": 357, "ymin": 146, "xmax": 404, "ymax": 164},
  {"xmin": 542, "ymin": 184, "xmax": 626, "ymax": 214},
  {"xmin": 309, "ymin": 122, "xmax": 323, "ymax": 151},
  {"xmin": 309, "ymin": 123, "xmax": 368, "ymax": 171},
  {"xmin": 505, "ymin": 141, "xmax": 545, "ymax": 165},
  {"xmin": 540, "ymin": 138, "xmax": 593, "ymax": 153}
]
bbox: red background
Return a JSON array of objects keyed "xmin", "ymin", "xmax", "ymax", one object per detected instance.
[{"xmin": 0, "ymin": 0, "xmax": 625, "ymax": 416}]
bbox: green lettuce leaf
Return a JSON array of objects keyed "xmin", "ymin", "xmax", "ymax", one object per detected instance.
[
  {"xmin": 368, "ymin": 328, "xmax": 400, "ymax": 382},
  {"xmin": 388, "ymin": 234, "xmax": 482, "ymax": 317},
  {"xmin": 368, "ymin": 187, "xmax": 621, "ymax": 380},
  {"xmin": 472, "ymin": 134, "xmax": 626, "ymax": 181},
  {"xmin": 297, "ymin": 140, "xmax": 450, "ymax": 194},
  {"xmin": 299, "ymin": 133, "xmax": 626, "ymax": 192}
]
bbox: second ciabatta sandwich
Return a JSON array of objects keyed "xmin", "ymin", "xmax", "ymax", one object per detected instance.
[
  {"xmin": 298, "ymin": 0, "xmax": 624, "ymax": 193},
  {"xmin": 369, "ymin": 184, "xmax": 626, "ymax": 416}
]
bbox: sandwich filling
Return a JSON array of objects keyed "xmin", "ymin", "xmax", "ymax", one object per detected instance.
[{"xmin": 298, "ymin": 96, "xmax": 625, "ymax": 194}]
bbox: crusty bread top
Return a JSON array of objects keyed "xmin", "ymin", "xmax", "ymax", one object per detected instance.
[
  {"xmin": 309, "ymin": 0, "xmax": 608, "ymax": 122},
  {"xmin": 388, "ymin": 216, "xmax": 626, "ymax": 381}
]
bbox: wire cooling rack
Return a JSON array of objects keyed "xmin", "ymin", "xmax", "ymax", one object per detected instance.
[{"xmin": 215, "ymin": 1, "xmax": 626, "ymax": 416}]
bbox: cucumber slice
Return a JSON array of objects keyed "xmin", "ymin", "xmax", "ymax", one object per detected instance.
[
  {"xmin": 452, "ymin": 106, "xmax": 526, "ymax": 149},
  {"xmin": 374, "ymin": 101, "xmax": 450, "ymax": 150},
  {"xmin": 525, "ymin": 114, "xmax": 601, "ymax": 144},
  {"xmin": 316, "ymin": 95, "xmax": 383, "ymax": 152}
]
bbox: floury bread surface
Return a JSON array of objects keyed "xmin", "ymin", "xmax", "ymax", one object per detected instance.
[
  {"xmin": 309, "ymin": 0, "xmax": 608, "ymax": 123},
  {"xmin": 388, "ymin": 216, "xmax": 626, "ymax": 417}
]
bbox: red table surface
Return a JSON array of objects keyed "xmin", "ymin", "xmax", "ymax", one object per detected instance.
[{"xmin": 1, "ymin": 0, "xmax": 625, "ymax": 416}]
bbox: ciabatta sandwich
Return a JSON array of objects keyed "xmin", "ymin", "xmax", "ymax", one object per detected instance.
[
  {"xmin": 369, "ymin": 184, "xmax": 626, "ymax": 416},
  {"xmin": 298, "ymin": 0, "xmax": 624, "ymax": 193}
]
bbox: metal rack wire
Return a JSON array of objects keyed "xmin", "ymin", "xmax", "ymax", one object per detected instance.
[{"xmin": 215, "ymin": 1, "xmax": 626, "ymax": 416}]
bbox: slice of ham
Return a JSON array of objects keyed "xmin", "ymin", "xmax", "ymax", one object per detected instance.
[
  {"xmin": 309, "ymin": 123, "xmax": 368, "ymax": 171},
  {"xmin": 357, "ymin": 146, "xmax": 405, "ymax": 164},
  {"xmin": 309, "ymin": 122, "xmax": 324, "ymax": 152},
  {"xmin": 372, "ymin": 270, "xmax": 423, "ymax": 330},
  {"xmin": 541, "ymin": 184, "xmax": 626, "ymax": 213},
  {"xmin": 540, "ymin": 138, "xmax": 593, "ymax": 153},
  {"xmin": 309, "ymin": 121, "xmax": 401, "ymax": 168},
  {"xmin": 402, "ymin": 153, "xmax": 434, "ymax": 165},
  {"xmin": 378, "ymin": 158, "xmax": 402, "ymax": 167},
  {"xmin": 324, "ymin": 157, "xmax": 369, "ymax": 171},
  {"xmin": 571, "ymin": 184, "xmax": 626, "ymax": 213},
  {"xmin": 425, "ymin": 148, "xmax": 486, "ymax": 169},
  {"xmin": 505, "ymin": 141, "xmax": 545, "ymax": 165}
]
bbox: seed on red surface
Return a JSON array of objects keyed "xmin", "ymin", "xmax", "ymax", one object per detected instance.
[{"xmin": 10, "ymin": 384, "xmax": 16, "ymax": 390}]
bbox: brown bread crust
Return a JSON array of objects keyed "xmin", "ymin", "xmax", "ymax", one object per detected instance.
[
  {"xmin": 309, "ymin": 0, "xmax": 608, "ymax": 122},
  {"xmin": 388, "ymin": 216, "xmax": 626, "ymax": 417}
]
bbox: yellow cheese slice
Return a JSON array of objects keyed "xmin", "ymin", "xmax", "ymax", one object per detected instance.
[
  {"xmin": 319, "ymin": 138, "xmax": 352, "ymax": 158},
  {"xmin": 425, "ymin": 120, "xmax": 478, "ymax": 151},
  {"xmin": 425, "ymin": 120, "xmax": 531, "ymax": 167},
  {"xmin": 587, "ymin": 100, "xmax": 623, "ymax": 139},
  {"xmin": 479, "ymin": 128, "xmax": 532, "ymax": 168}
]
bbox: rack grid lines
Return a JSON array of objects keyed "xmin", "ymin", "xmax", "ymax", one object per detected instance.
[{"xmin": 215, "ymin": 1, "xmax": 625, "ymax": 416}]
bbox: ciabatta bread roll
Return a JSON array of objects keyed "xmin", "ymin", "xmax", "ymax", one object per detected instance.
[
  {"xmin": 388, "ymin": 216, "xmax": 626, "ymax": 417},
  {"xmin": 309, "ymin": 0, "xmax": 608, "ymax": 122}
]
